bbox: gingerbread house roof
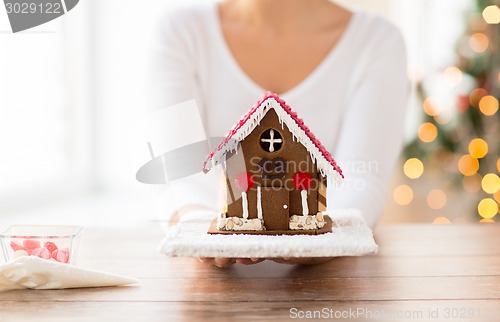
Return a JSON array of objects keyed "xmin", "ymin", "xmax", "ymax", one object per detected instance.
[{"xmin": 203, "ymin": 93, "xmax": 344, "ymax": 182}]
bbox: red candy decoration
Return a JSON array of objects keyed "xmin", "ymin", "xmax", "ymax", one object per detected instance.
[
  {"xmin": 44, "ymin": 241, "xmax": 58, "ymax": 253},
  {"xmin": 234, "ymin": 172, "xmax": 254, "ymax": 192},
  {"xmin": 293, "ymin": 172, "xmax": 312, "ymax": 190},
  {"xmin": 23, "ymin": 239, "xmax": 41, "ymax": 255}
]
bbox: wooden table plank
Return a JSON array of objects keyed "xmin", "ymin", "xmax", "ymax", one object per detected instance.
[
  {"xmin": 72, "ymin": 223, "xmax": 500, "ymax": 280},
  {"xmin": 375, "ymin": 224, "xmax": 500, "ymax": 256},
  {"xmin": 1, "ymin": 300, "xmax": 500, "ymax": 322},
  {"xmin": 1, "ymin": 275, "xmax": 500, "ymax": 302},
  {"xmin": 1, "ymin": 222, "xmax": 500, "ymax": 321},
  {"xmin": 71, "ymin": 255, "xmax": 500, "ymax": 279}
]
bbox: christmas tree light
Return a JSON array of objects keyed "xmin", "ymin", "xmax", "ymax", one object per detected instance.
[
  {"xmin": 482, "ymin": 5, "xmax": 500, "ymax": 24},
  {"xmin": 399, "ymin": 0, "xmax": 499, "ymax": 222}
]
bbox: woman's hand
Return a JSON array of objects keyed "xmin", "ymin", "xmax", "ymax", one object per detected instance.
[
  {"xmin": 198, "ymin": 257, "xmax": 265, "ymax": 268},
  {"xmin": 198, "ymin": 257, "xmax": 333, "ymax": 268},
  {"xmin": 270, "ymin": 257, "xmax": 334, "ymax": 265}
]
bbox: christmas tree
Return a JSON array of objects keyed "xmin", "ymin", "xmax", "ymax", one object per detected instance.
[{"xmin": 398, "ymin": 0, "xmax": 500, "ymax": 222}]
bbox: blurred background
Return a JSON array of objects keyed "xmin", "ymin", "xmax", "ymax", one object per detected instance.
[{"xmin": 0, "ymin": 0, "xmax": 499, "ymax": 226}]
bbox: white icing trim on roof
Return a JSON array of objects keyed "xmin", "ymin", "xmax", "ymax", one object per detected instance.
[{"xmin": 210, "ymin": 98, "xmax": 343, "ymax": 182}]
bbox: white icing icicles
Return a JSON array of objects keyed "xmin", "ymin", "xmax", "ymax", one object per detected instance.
[
  {"xmin": 205, "ymin": 97, "xmax": 343, "ymax": 183},
  {"xmin": 257, "ymin": 186, "xmax": 263, "ymax": 220},
  {"xmin": 301, "ymin": 190, "xmax": 308, "ymax": 216},
  {"xmin": 242, "ymin": 191, "xmax": 249, "ymax": 219}
]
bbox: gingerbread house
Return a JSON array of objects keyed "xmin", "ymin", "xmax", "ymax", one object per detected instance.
[{"xmin": 203, "ymin": 93, "xmax": 344, "ymax": 235}]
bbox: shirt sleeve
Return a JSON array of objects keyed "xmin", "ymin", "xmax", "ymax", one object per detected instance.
[
  {"xmin": 328, "ymin": 26, "xmax": 409, "ymax": 228},
  {"xmin": 147, "ymin": 10, "xmax": 220, "ymax": 221},
  {"xmin": 147, "ymin": 10, "xmax": 202, "ymax": 112}
]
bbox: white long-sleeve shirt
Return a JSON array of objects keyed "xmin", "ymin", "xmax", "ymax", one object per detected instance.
[{"xmin": 148, "ymin": 2, "xmax": 409, "ymax": 228}]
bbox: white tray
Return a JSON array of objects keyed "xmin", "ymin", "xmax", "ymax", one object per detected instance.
[{"xmin": 158, "ymin": 209, "xmax": 378, "ymax": 258}]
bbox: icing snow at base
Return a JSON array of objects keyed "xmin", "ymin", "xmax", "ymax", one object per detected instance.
[{"xmin": 160, "ymin": 209, "xmax": 377, "ymax": 258}]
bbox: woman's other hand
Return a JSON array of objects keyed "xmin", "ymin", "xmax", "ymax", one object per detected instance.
[{"xmin": 197, "ymin": 257, "xmax": 333, "ymax": 268}]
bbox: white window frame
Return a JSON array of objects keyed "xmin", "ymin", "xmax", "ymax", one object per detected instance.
[{"xmin": 0, "ymin": 8, "xmax": 95, "ymax": 213}]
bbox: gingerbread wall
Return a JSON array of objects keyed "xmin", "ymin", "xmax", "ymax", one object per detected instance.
[{"xmin": 225, "ymin": 109, "xmax": 327, "ymax": 219}]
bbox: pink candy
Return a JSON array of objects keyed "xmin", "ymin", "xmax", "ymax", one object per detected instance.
[
  {"xmin": 51, "ymin": 248, "xmax": 70, "ymax": 264},
  {"xmin": 9, "ymin": 239, "xmax": 70, "ymax": 263},
  {"xmin": 31, "ymin": 247, "xmax": 50, "ymax": 260},
  {"xmin": 10, "ymin": 241, "xmax": 25, "ymax": 252}
]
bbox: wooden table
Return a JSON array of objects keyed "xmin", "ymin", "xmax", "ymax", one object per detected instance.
[{"xmin": 1, "ymin": 223, "xmax": 500, "ymax": 321}]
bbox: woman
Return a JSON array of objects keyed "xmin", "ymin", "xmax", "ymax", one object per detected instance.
[{"xmin": 149, "ymin": 0, "xmax": 408, "ymax": 267}]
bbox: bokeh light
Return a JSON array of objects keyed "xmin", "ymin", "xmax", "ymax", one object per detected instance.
[
  {"xmin": 404, "ymin": 158, "xmax": 424, "ymax": 179},
  {"xmin": 480, "ymin": 218, "xmax": 495, "ymax": 223},
  {"xmin": 463, "ymin": 173, "xmax": 482, "ymax": 193},
  {"xmin": 393, "ymin": 185, "xmax": 413, "ymax": 206},
  {"xmin": 482, "ymin": 5, "xmax": 500, "ymax": 24},
  {"xmin": 482, "ymin": 173, "xmax": 500, "ymax": 194},
  {"xmin": 434, "ymin": 113, "xmax": 452, "ymax": 124},
  {"xmin": 458, "ymin": 155, "xmax": 479, "ymax": 176},
  {"xmin": 497, "ymin": 158, "xmax": 500, "ymax": 172},
  {"xmin": 433, "ymin": 217, "xmax": 451, "ymax": 224},
  {"xmin": 418, "ymin": 122, "xmax": 438, "ymax": 143},
  {"xmin": 427, "ymin": 189, "xmax": 447, "ymax": 210},
  {"xmin": 478, "ymin": 198, "xmax": 498, "ymax": 219},
  {"xmin": 442, "ymin": 67, "xmax": 463, "ymax": 87},
  {"xmin": 479, "ymin": 95, "xmax": 499, "ymax": 115},
  {"xmin": 494, "ymin": 190, "xmax": 500, "ymax": 203},
  {"xmin": 469, "ymin": 33, "xmax": 489, "ymax": 52},
  {"xmin": 469, "ymin": 88, "xmax": 488, "ymax": 107},
  {"xmin": 468, "ymin": 138, "xmax": 488, "ymax": 158},
  {"xmin": 423, "ymin": 97, "xmax": 440, "ymax": 116}
]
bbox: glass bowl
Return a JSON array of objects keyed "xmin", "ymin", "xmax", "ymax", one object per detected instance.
[{"xmin": 1, "ymin": 225, "xmax": 82, "ymax": 264}]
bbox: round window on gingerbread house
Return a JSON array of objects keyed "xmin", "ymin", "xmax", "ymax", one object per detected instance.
[{"xmin": 259, "ymin": 128, "xmax": 283, "ymax": 152}]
